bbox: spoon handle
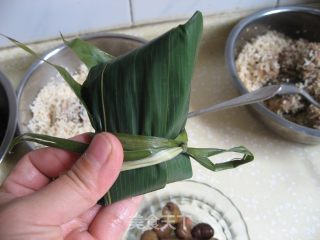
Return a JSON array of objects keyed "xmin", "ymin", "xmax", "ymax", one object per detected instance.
[{"xmin": 188, "ymin": 85, "xmax": 282, "ymax": 118}]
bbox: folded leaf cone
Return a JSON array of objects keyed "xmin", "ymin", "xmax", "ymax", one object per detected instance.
[
  {"xmin": 5, "ymin": 11, "xmax": 254, "ymax": 206},
  {"xmin": 81, "ymin": 12, "xmax": 202, "ymax": 203}
]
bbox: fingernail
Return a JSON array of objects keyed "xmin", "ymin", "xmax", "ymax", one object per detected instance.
[{"xmin": 86, "ymin": 133, "xmax": 112, "ymax": 166}]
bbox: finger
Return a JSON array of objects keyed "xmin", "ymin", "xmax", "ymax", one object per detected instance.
[
  {"xmin": 19, "ymin": 132, "xmax": 123, "ymax": 225},
  {"xmin": 65, "ymin": 231, "xmax": 95, "ymax": 240},
  {"xmin": 1, "ymin": 134, "xmax": 91, "ymax": 197},
  {"xmin": 61, "ymin": 205, "xmax": 101, "ymax": 237},
  {"xmin": 27, "ymin": 134, "xmax": 92, "ymax": 177},
  {"xmin": 89, "ymin": 196, "xmax": 143, "ymax": 239}
]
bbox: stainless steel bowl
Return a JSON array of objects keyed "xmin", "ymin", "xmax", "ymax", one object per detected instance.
[
  {"xmin": 225, "ymin": 6, "xmax": 320, "ymax": 144},
  {"xmin": 17, "ymin": 33, "xmax": 147, "ymax": 149},
  {"xmin": 0, "ymin": 71, "xmax": 17, "ymax": 161}
]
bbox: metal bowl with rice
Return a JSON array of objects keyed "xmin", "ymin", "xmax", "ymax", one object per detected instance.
[
  {"xmin": 17, "ymin": 33, "xmax": 147, "ymax": 150},
  {"xmin": 225, "ymin": 6, "xmax": 320, "ymax": 144}
]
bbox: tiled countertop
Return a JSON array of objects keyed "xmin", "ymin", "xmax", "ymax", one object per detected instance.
[{"xmin": 1, "ymin": 10, "xmax": 320, "ymax": 240}]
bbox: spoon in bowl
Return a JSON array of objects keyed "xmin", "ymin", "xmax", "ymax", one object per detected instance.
[{"xmin": 188, "ymin": 84, "xmax": 320, "ymax": 118}]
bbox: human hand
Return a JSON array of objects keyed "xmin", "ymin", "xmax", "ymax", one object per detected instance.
[{"xmin": 0, "ymin": 133, "xmax": 141, "ymax": 240}]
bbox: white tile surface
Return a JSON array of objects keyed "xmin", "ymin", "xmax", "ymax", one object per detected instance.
[
  {"xmin": 0, "ymin": 0, "xmax": 131, "ymax": 47},
  {"xmin": 279, "ymin": 0, "xmax": 318, "ymax": 5},
  {"xmin": 131, "ymin": 0, "xmax": 277, "ymax": 24}
]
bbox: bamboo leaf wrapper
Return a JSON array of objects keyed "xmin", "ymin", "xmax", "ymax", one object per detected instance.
[{"xmin": 5, "ymin": 11, "xmax": 254, "ymax": 205}]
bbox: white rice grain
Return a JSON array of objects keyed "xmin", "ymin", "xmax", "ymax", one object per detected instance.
[{"xmin": 28, "ymin": 65, "xmax": 95, "ymax": 138}]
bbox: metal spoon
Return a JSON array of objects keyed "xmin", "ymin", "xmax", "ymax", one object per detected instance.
[{"xmin": 188, "ymin": 84, "xmax": 320, "ymax": 118}]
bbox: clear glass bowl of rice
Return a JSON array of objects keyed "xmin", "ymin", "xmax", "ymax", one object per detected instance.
[{"xmin": 17, "ymin": 33, "xmax": 146, "ymax": 149}]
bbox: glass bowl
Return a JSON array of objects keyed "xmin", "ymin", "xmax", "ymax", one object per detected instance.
[
  {"xmin": 125, "ymin": 180, "xmax": 250, "ymax": 240},
  {"xmin": 16, "ymin": 33, "xmax": 147, "ymax": 150}
]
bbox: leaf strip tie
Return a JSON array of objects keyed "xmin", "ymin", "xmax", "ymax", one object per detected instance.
[
  {"xmin": 8, "ymin": 133, "xmax": 253, "ymax": 172},
  {"xmin": 121, "ymin": 147, "xmax": 183, "ymax": 171},
  {"xmin": 186, "ymin": 146, "xmax": 254, "ymax": 171}
]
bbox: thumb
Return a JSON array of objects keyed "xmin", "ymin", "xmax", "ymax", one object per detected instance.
[{"xmin": 20, "ymin": 132, "xmax": 123, "ymax": 224}]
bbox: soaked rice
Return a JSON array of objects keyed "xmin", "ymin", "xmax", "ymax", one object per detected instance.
[
  {"xmin": 28, "ymin": 65, "xmax": 95, "ymax": 138},
  {"xmin": 236, "ymin": 30, "xmax": 320, "ymax": 129}
]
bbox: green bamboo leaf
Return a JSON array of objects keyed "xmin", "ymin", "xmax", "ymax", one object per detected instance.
[
  {"xmin": 82, "ymin": 11, "xmax": 203, "ymax": 137},
  {"xmin": 165, "ymin": 154, "xmax": 192, "ymax": 183},
  {"xmin": 9, "ymin": 131, "xmax": 185, "ymax": 157},
  {"xmin": 186, "ymin": 146, "xmax": 254, "ymax": 171},
  {"xmin": 8, "ymin": 133, "xmax": 88, "ymax": 154},
  {"xmin": 52, "ymin": 65, "xmax": 83, "ymax": 103},
  {"xmin": 61, "ymin": 34, "xmax": 114, "ymax": 69},
  {"xmin": 121, "ymin": 147, "xmax": 182, "ymax": 171},
  {"xmin": 9, "ymin": 133, "xmax": 185, "ymax": 171},
  {"xmin": 106, "ymin": 162, "xmax": 168, "ymax": 204},
  {"xmin": 80, "ymin": 11, "xmax": 203, "ymax": 203},
  {"xmin": 116, "ymin": 132, "xmax": 184, "ymax": 150},
  {"xmin": 124, "ymin": 149, "xmax": 162, "ymax": 161}
]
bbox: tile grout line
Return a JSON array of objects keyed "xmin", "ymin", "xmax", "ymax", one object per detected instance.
[{"xmin": 128, "ymin": 0, "xmax": 135, "ymax": 26}]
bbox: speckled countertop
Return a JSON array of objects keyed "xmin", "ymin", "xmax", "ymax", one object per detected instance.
[{"xmin": 1, "ymin": 10, "xmax": 320, "ymax": 240}]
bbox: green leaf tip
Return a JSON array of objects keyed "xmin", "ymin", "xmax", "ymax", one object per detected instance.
[{"xmin": 61, "ymin": 34, "xmax": 114, "ymax": 69}]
